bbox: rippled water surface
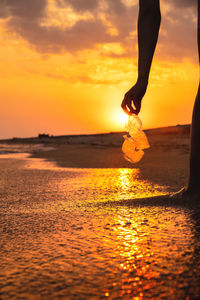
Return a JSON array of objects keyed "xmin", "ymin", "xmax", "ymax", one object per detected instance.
[{"xmin": 1, "ymin": 154, "xmax": 200, "ymax": 299}]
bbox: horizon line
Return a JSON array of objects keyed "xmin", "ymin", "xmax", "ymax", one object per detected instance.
[{"xmin": 0, "ymin": 123, "xmax": 191, "ymax": 141}]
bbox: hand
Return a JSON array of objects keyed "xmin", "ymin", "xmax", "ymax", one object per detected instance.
[{"xmin": 121, "ymin": 80, "xmax": 148, "ymax": 115}]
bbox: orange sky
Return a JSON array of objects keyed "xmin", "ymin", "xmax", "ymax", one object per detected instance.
[{"xmin": 0, "ymin": 0, "xmax": 199, "ymax": 139}]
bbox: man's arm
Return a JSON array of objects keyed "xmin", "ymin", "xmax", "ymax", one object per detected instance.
[{"xmin": 121, "ymin": 0, "xmax": 161, "ymax": 115}]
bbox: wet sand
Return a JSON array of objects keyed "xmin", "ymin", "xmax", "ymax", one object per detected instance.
[
  {"xmin": 1, "ymin": 154, "xmax": 200, "ymax": 299},
  {"xmin": 2, "ymin": 125, "xmax": 200, "ymax": 299},
  {"xmin": 30, "ymin": 125, "xmax": 190, "ymax": 191}
]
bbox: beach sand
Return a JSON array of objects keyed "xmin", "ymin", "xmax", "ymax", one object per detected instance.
[
  {"xmin": 30, "ymin": 125, "xmax": 190, "ymax": 191},
  {"xmin": 2, "ymin": 125, "xmax": 200, "ymax": 299}
]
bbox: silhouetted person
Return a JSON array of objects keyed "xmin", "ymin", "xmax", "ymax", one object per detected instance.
[{"xmin": 122, "ymin": 0, "xmax": 200, "ymax": 201}]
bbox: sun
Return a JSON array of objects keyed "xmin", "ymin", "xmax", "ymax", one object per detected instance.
[
  {"xmin": 108, "ymin": 109, "xmax": 129, "ymax": 131},
  {"xmin": 118, "ymin": 111, "xmax": 129, "ymax": 125}
]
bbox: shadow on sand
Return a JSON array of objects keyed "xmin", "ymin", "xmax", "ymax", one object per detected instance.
[{"xmin": 102, "ymin": 194, "xmax": 200, "ymax": 209}]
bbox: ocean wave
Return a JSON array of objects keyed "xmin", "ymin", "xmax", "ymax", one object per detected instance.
[{"xmin": 0, "ymin": 143, "xmax": 47, "ymax": 155}]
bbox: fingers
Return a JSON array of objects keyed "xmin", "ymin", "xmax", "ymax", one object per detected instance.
[
  {"xmin": 121, "ymin": 94, "xmax": 137, "ymax": 115},
  {"xmin": 121, "ymin": 101, "xmax": 132, "ymax": 115},
  {"xmin": 121, "ymin": 83, "xmax": 145, "ymax": 115},
  {"xmin": 127, "ymin": 101, "xmax": 135, "ymax": 114},
  {"xmin": 134, "ymin": 101, "xmax": 141, "ymax": 115},
  {"xmin": 121, "ymin": 100, "xmax": 140, "ymax": 115}
]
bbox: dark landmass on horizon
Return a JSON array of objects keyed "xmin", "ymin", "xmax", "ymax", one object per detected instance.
[{"xmin": 0, "ymin": 124, "xmax": 190, "ymax": 145}]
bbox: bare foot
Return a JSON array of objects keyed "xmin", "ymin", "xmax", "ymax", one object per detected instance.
[
  {"xmin": 169, "ymin": 187, "xmax": 200, "ymax": 203},
  {"xmin": 169, "ymin": 187, "xmax": 186, "ymax": 200}
]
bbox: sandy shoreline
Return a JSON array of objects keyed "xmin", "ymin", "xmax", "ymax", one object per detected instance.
[
  {"xmin": 0, "ymin": 124, "xmax": 190, "ymax": 190},
  {"xmin": 27, "ymin": 125, "xmax": 190, "ymax": 191}
]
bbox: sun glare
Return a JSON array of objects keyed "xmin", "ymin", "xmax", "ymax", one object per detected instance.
[{"xmin": 118, "ymin": 111, "xmax": 129, "ymax": 126}]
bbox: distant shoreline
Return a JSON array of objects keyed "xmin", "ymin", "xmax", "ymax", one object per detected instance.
[{"xmin": 0, "ymin": 124, "xmax": 190, "ymax": 145}]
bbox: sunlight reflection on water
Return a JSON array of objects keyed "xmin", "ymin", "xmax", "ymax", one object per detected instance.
[{"xmin": 1, "ymin": 155, "xmax": 200, "ymax": 299}]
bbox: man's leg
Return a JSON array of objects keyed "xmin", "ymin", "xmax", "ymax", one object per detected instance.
[
  {"xmin": 187, "ymin": 0, "xmax": 200, "ymax": 194},
  {"xmin": 188, "ymin": 85, "xmax": 200, "ymax": 193}
]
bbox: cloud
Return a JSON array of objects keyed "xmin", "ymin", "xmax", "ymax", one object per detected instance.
[
  {"xmin": 0, "ymin": 0, "xmax": 198, "ymax": 62},
  {"xmin": 2, "ymin": 0, "xmax": 134, "ymax": 54},
  {"xmin": 4, "ymin": 0, "xmax": 46, "ymax": 19},
  {"xmin": 0, "ymin": 1, "xmax": 10, "ymax": 18},
  {"xmin": 167, "ymin": 0, "xmax": 196, "ymax": 8},
  {"xmin": 63, "ymin": 0, "xmax": 99, "ymax": 12},
  {"xmin": 7, "ymin": 16, "xmax": 115, "ymax": 53},
  {"xmin": 106, "ymin": 1, "xmax": 138, "ymax": 38},
  {"xmin": 158, "ymin": 2, "xmax": 197, "ymax": 60}
]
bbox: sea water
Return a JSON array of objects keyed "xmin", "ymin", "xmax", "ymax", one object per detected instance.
[{"xmin": 0, "ymin": 152, "xmax": 200, "ymax": 299}]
